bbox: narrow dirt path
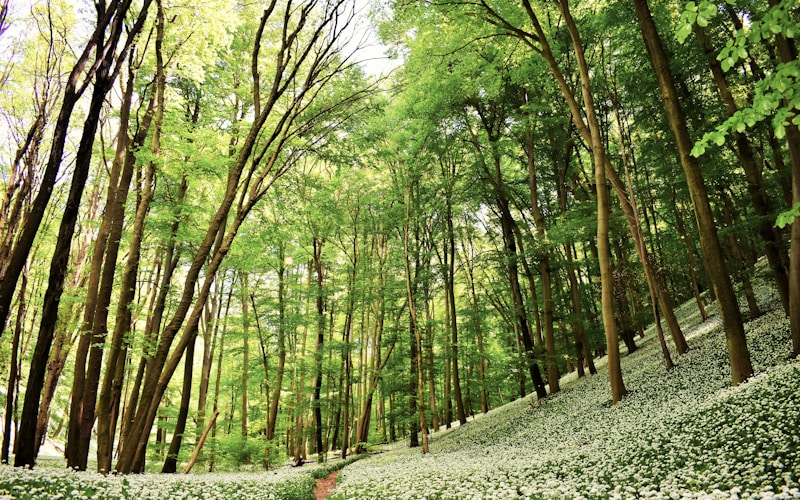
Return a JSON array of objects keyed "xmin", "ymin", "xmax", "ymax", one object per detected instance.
[{"xmin": 314, "ymin": 470, "xmax": 339, "ymax": 500}]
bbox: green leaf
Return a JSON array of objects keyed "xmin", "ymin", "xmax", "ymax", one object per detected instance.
[
  {"xmin": 697, "ymin": 15, "xmax": 709, "ymax": 27},
  {"xmin": 692, "ymin": 143, "xmax": 707, "ymax": 157},
  {"xmin": 775, "ymin": 123, "xmax": 786, "ymax": 139},
  {"xmin": 737, "ymin": 47, "xmax": 748, "ymax": 60},
  {"xmin": 775, "ymin": 203, "xmax": 800, "ymax": 228},
  {"xmin": 677, "ymin": 24, "xmax": 693, "ymax": 43}
]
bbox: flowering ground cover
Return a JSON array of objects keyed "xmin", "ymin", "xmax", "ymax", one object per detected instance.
[
  {"xmin": 0, "ymin": 465, "xmax": 316, "ymax": 499},
  {"xmin": 331, "ymin": 283, "xmax": 800, "ymax": 499},
  {"xmin": 1, "ymin": 283, "xmax": 798, "ymax": 499}
]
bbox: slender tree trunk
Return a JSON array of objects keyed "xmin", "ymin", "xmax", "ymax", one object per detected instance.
[
  {"xmin": 633, "ymin": 0, "xmax": 752, "ymax": 384},
  {"xmin": 444, "ymin": 191, "xmax": 467, "ymax": 423},
  {"xmin": 14, "ymin": 2, "xmax": 148, "ymax": 463},
  {"xmin": 1, "ymin": 269, "xmax": 25, "ymax": 463},
  {"xmin": 266, "ymin": 246, "xmax": 287, "ymax": 441},
  {"xmin": 196, "ymin": 280, "xmax": 221, "ymax": 448},
  {"xmin": 674, "ymin": 193, "xmax": 709, "ymax": 321},
  {"xmin": 240, "ymin": 274, "xmax": 250, "ymax": 440},
  {"xmin": 162, "ymin": 328, "xmax": 196, "ymax": 473},
  {"xmin": 209, "ymin": 279, "xmax": 234, "ymax": 472},
  {"xmin": 182, "ymin": 409, "xmax": 218, "ymax": 474},
  {"xmin": 524, "ymin": 128, "xmax": 560, "ymax": 393},
  {"xmin": 694, "ymin": 25, "xmax": 790, "ymax": 314},
  {"xmin": 404, "ymin": 194, "xmax": 429, "ymax": 454},
  {"xmin": 523, "ymin": 0, "xmax": 626, "ymax": 401},
  {"xmin": 313, "ymin": 239, "xmax": 326, "ymax": 462}
]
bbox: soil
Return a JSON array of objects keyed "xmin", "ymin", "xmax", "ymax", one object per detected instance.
[{"xmin": 314, "ymin": 470, "xmax": 339, "ymax": 500}]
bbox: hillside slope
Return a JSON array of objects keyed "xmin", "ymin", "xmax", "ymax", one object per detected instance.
[{"xmin": 332, "ymin": 283, "xmax": 800, "ymax": 499}]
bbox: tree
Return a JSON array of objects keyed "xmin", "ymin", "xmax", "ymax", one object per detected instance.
[
  {"xmin": 113, "ymin": 0, "xmax": 370, "ymax": 473},
  {"xmin": 15, "ymin": 0, "xmax": 153, "ymax": 468},
  {"xmin": 633, "ymin": 0, "xmax": 753, "ymax": 385}
]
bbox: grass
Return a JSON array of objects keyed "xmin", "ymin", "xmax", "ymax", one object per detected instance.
[{"xmin": 0, "ymin": 279, "xmax": 798, "ymax": 499}]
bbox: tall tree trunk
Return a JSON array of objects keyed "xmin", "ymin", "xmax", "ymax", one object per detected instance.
[
  {"xmin": 240, "ymin": 274, "xmax": 250, "ymax": 440},
  {"xmin": 523, "ymin": 128, "xmax": 560, "ymax": 393},
  {"xmin": 162, "ymin": 328, "xmax": 196, "ymax": 473},
  {"xmin": 425, "ymin": 299, "xmax": 440, "ymax": 431},
  {"xmin": 694, "ymin": 25, "xmax": 790, "ymax": 314},
  {"xmin": 266, "ymin": 246, "xmax": 287, "ymax": 442},
  {"xmin": 403, "ymin": 181, "xmax": 428, "ymax": 454},
  {"xmin": 674, "ymin": 193, "xmax": 709, "ymax": 321},
  {"xmin": 633, "ymin": 0, "xmax": 753, "ymax": 384},
  {"xmin": 1, "ymin": 269, "xmax": 25, "ymax": 463},
  {"xmin": 15, "ymin": 2, "xmax": 151, "ymax": 465},
  {"xmin": 209, "ymin": 279, "xmax": 235, "ymax": 472},
  {"xmin": 443, "ymin": 186, "xmax": 467, "ymax": 423},
  {"xmin": 313, "ymin": 239, "xmax": 326, "ymax": 462},
  {"xmin": 196, "ymin": 280, "xmax": 221, "ymax": 450},
  {"xmin": 522, "ymin": 0, "xmax": 627, "ymax": 401}
]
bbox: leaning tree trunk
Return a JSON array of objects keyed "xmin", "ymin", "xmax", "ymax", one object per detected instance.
[
  {"xmin": 633, "ymin": 0, "xmax": 752, "ymax": 384},
  {"xmin": 694, "ymin": 25, "xmax": 790, "ymax": 314},
  {"xmin": 0, "ymin": 0, "xmax": 125, "ymax": 340},
  {"xmin": 527, "ymin": 0, "xmax": 627, "ymax": 401},
  {"xmin": 14, "ymin": 2, "xmax": 149, "ymax": 464},
  {"xmin": 162, "ymin": 328, "xmax": 196, "ymax": 473},
  {"xmin": 767, "ymin": 0, "xmax": 800, "ymax": 357}
]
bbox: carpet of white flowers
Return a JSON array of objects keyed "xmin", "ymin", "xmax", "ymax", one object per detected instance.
[
  {"xmin": 1, "ymin": 281, "xmax": 798, "ymax": 499},
  {"xmin": 332, "ymin": 282, "xmax": 800, "ymax": 499},
  {"xmin": 0, "ymin": 465, "xmax": 315, "ymax": 499}
]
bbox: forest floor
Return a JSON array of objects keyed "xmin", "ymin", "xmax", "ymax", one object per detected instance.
[
  {"xmin": 327, "ymin": 278, "xmax": 800, "ymax": 499},
  {"xmin": 1, "ymin": 276, "xmax": 798, "ymax": 499}
]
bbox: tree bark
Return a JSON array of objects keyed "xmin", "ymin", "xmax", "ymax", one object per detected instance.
[
  {"xmin": 694, "ymin": 25, "xmax": 790, "ymax": 314},
  {"xmin": 182, "ymin": 409, "xmax": 219, "ymax": 474},
  {"xmin": 162, "ymin": 328, "xmax": 196, "ymax": 473},
  {"xmin": 15, "ymin": 1, "xmax": 151, "ymax": 465},
  {"xmin": 523, "ymin": 127, "xmax": 560, "ymax": 393},
  {"xmin": 313, "ymin": 238, "xmax": 326, "ymax": 462},
  {"xmin": 633, "ymin": 0, "xmax": 752, "ymax": 385},
  {"xmin": 403, "ymin": 181, "xmax": 429, "ymax": 454},
  {"xmin": 1, "ymin": 269, "xmax": 25, "ymax": 463},
  {"xmin": 528, "ymin": 0, "xmax": 627, "ymax": 401}
]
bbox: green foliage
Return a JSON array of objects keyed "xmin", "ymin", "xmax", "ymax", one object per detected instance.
[
  {"xmin": 215, "ymin": 435, "xmax": 266, "ymax": 469},
  {"xmin": 677, "ymin": 0, "xmax": 800, "ymax": 156},
  {"xmin": 775, "ymin": 202, "xmax": 800, "ymax": 228}
]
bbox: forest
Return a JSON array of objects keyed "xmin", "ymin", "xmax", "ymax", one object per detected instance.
[{"xmin": 0, "ymin": 0, "xmax": 798, "ymax": 497}]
